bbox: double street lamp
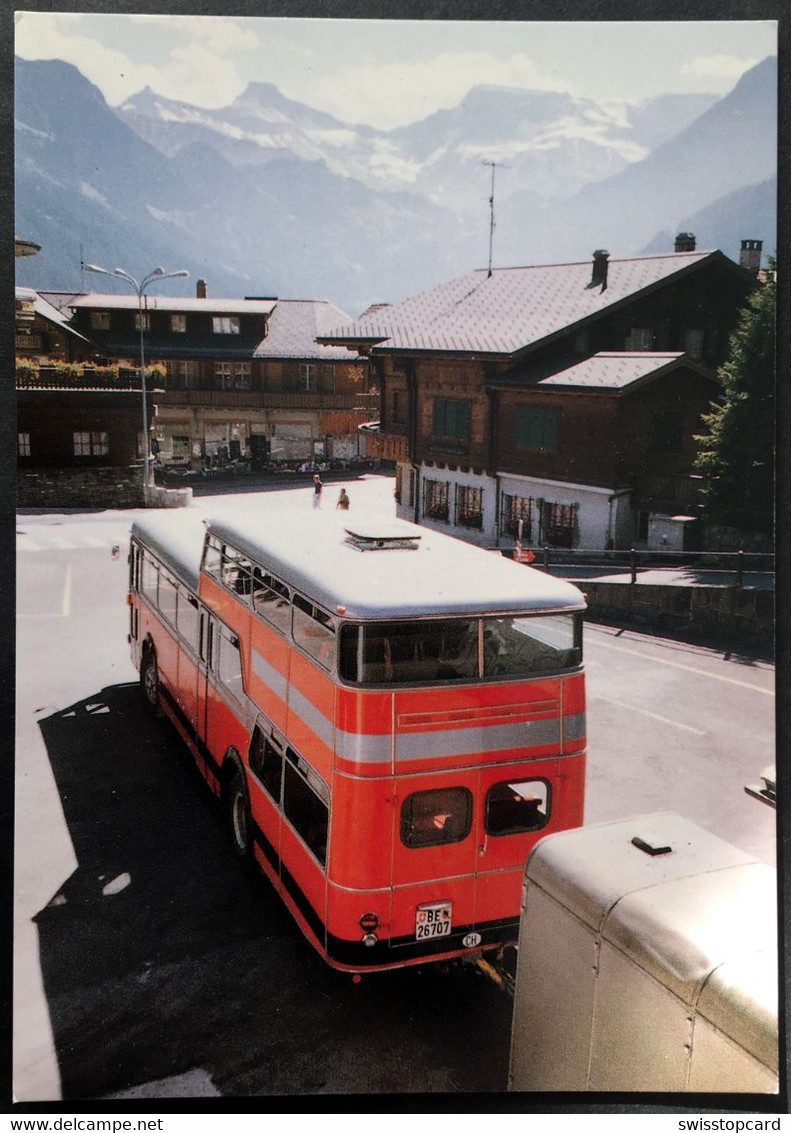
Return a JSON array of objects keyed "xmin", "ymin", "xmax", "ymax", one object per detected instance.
[{"xmin": 84, "ymin": 263, "xmax": 189, "ymax": 491}]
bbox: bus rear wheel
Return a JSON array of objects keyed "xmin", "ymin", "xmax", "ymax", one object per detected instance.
[
  {"xmin": 140, "ymin": 647, "xmax": 161, "ymax": 715},
  {"xmin": 226, "ymin": 768, "xmax": 253, "ymax": 861}
]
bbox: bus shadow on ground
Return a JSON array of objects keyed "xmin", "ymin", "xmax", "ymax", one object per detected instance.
[{"xmin": 33, "ymin": 683, "xmax": 512, "ymax": 1101}]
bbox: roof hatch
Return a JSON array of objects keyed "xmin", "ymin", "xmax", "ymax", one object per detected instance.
[{"xmin": 344, "ymin": 523, "xmax": 421, "ymax": 551}]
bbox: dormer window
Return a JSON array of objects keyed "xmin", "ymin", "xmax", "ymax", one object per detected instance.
[
  {"xmin": 684, "ymin": 328, "xmax": 705, "ymax": 359},
  {"xmin": 171, "ymin": 314, "xmax": 187, "ymax": 333},
  {"xmin": 90, "ymin": 311, "xmax": 110, "ymax": 331},
  {"xmin": 213, "ymin": 316, "xmax": 240, "ymax": 335},
  {"xmin": 573, "ymin": 328, "xmax": 590, "ymax": 354},
  {"xmin": 625, "ymin": 327, "xmax": 653, "ymax": 351}
]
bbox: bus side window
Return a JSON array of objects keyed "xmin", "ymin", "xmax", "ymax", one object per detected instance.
[
  {"xmin": 292, "ymin": 595, "xmax": 336, "ymax": 671},
  {"xmin": 178, "ymin": 595, "xmax": 200, "ymax": 654},
  {"xmin": 129, "ymin": 543, "xmax": 139, "ymax": 592},
  {"xmin": 158, "ymin": 573, "xmax": 178, "ymax": 627},
  {"xmin": 283, "ymin": 748, "xmax": 329, "ymax": 867},
  {"xmin": 141, "ymin": 552, "xmax": 159, "ymax": 606},
  {"xmin": 221, "ymin": 545, "xmax": 240, "ymax": 591},
  {"xmin": 249, "ymin": 728, "xmax": 283, "ymax": 804},
  {"xmin": 203, "ymin": 536, "xmax": 222, "ymax": 580},
  {"xmin": 232, "ymin": 559, "xmax": 254, "ymax": 603},
  {"xmin": 200, "ymin": 615, "xmax": 213, "ymax": 666},
  {"xmin": 218, "ymin": 625, "xmax": 244, "ymax": 700},
  {"xmin": 253, "ymin": 574, "xmax": 292, "ymax": 635}
]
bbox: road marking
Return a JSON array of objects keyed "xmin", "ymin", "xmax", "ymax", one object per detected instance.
[
  {"xmin": 589, "ymin": 637, "xmax": 774, "ymax": 695},
  {"xmin": 17, "ymin": 535, "xmax": 120, "ymax": 553},
  {"xmin": 16, "ymin": 564, "xmax": 73, "ymax": 619},
  {"xmin": 596, "ymin": 695, "xmax": 708, "ymax": 735},
  {"xmin": 62, "ymin": 563, "xmax": 72, "ymax": 617}
]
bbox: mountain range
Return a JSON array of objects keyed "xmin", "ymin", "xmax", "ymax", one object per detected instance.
[{"xmin": 14, "ymin": 55, "xmax": 777, "ymax": 317}]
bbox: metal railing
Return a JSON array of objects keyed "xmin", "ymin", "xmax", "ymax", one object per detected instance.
[{"xmin": 503, "ymin": 546, "xmax": 774, "ymax": 588}]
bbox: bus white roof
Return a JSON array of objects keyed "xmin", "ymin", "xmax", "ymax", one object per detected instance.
[
  {"xmin": 131, "ymin": 510, "xmax": 207, "ymax": 591},
  {"xmin": 211, "ymin": 509, "xmax": 585, "ymax": 618},
  {"xmin": 131, "ymin": 508, "xmax": 585, "ymax": 618}
]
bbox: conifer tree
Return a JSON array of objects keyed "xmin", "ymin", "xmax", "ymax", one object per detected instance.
[{"xmin": 694, "ymin": 265, "xmax": 775, "ymax": 537}]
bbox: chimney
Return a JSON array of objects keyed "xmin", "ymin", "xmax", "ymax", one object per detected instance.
[
  {"xmin": 675, "ymin": 232, "xmax": 696, "ymax": 252},
  {"xmin": 586, "ymin": 249, "xmax": 609, "ymax": 292},
  {"xmin": 739, "ymin": 239, "xmax": 763, "ymax": 274},
  {"xmin": 197, "ymin": 279, "xmax": 207, "ymax": 299}
]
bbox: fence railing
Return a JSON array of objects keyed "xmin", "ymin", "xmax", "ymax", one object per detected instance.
[{"xmin": 502, "ymin": 546, "xmax": 775, "ymax": 588}]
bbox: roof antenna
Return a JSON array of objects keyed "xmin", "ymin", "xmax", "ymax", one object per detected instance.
[{"xmin": 482, "ymin": 160, "xmax": 507, "ymax": 277}]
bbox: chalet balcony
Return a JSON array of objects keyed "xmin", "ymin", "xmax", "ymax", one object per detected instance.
[
  {"xmin": 16, "ymin": 364, "xmax": 154, "ymax": 390},
  {"xmin": 364, "ymin": 430, "xmax": 410, "ymax": 461},
  {"xmin": 154, "ymin": 389, "xmax": 381, "ymax": 411},
  {"xmin": 631, "ymin": 472, "xmax": 705, "ymax": 514},
  {"xmin": 16, "ymin": 334, "xmax": 43, "ymax": 351}
]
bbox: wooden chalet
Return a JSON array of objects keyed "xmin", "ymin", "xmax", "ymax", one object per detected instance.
[{"xmin": 319, "ymin": 238, "xmax": 760, "ymax": 551}]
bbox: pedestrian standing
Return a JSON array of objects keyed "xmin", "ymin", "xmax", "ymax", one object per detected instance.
[
  {"xmin": 312, "ymin": 472, "xmax": 323, "ymax": 507},
  {"xmin": 336, "ymin": 488, "xmax": 350, "ymax": 511}
]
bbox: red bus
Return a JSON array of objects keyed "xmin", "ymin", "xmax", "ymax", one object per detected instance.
[{"xmin": 128, "ymin": 508, "xmax": 586, "ymax": 973}]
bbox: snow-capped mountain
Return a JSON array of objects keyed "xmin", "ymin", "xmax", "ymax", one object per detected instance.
[
  {"xmin": 15, "ymin": 54, "xmax": 776, "ymax": 315},
  {"xmin": 117, "ymin": 79, "xmax": 721, "ymax": 212}
]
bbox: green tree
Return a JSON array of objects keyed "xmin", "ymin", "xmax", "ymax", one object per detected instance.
[{"xmin": 694, "ymin": 265, "xmax": 775, "ymax": 537}]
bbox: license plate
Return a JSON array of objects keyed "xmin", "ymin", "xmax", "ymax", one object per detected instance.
[{"xmin": 416, "ymin": 902, "xmax": 452, "ymax": 940}]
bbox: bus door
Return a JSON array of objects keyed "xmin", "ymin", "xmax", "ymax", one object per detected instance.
[
  {"xmin": 200, "ymin": 613, "xmax": 247, "ymax": 768},
  {"xmin": 196, "ymin": 609, "xmax": 214, "ymax": 752},
  {"xmin": 176, "ymin": 594, "xmax": 202, "ymax": 731},
  {"xmin": 389, "ymin": 769, "xmax": 479, "ymax": 952},
  {"xmin": 473, "ymin": 760, "xmax": 557, "ymax": 923},
  {"xmin": 247, "ymin": 721, "xmax": 284, "ymax": 889},
  {"xmin": 192, "ymin": 611, "xmax": 214, "ymax": 779}
]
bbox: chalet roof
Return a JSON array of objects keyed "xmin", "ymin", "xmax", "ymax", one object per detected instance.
[
  {"xmin": 35, "ymin": 290, "xmax": 87, "ymax": 314},
  {"xmin": 509, "ymin": 351, "xmax": 717, "ymax": 392},
  {"xmin": 69, "ymin": 293, "xmax": 276, "ymax": 315},
  {"xmin": 16, "ymin": 287, "xmax": 91, "ymax": 342},
  {"xmin": 253, "ymin": 299, "xmax": 357, "ymax": 361},
  {"xmin": 319, "ymin": 250, "xmax": 748, "ymax": 357}
]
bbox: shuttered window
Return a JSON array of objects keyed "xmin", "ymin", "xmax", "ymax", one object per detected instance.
[
  {"xmin": 514, "ymin": 405, "xmax": 559, "ymax": 452},
  {"xmin": 432, "ymin": 398, "xmax": 470, "ymax": 440}
]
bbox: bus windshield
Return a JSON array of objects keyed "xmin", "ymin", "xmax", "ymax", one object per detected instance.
[{"xmin": 338, "ymin": 613, "xmax": 581, "ymax": 685}]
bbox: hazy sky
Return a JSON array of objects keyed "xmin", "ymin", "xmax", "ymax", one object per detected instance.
[{"xmin": 14, "ymin": 13, "xmax": 778, "ymax": 130}]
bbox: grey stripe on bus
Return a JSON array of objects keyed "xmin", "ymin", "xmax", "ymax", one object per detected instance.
[
  {"xmin": 251, "ymin": 648, "xmax": 289, "ymax": 701},
  {"xmin": 251, "ymin": 646, "xmax": 584, "ymax": 764},
  {"xmin": 334, "ymin": 712, "xmax": 585, "ymax": 765}
]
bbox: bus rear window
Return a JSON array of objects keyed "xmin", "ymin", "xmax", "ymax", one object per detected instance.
[
  {"xmin": 339, "ymin": 613, "xmax": 581, "ymax": 685},
  {"xmin": 400, "ymin": 787, "xmax": 473, "ymax": 848},
  {"xmin": 485, "ymin": 779, "xmax": 550, "ymax": 836},
  {"xmin": 482, "ymin": 613, "xmax": 581, "ymax": 676}
]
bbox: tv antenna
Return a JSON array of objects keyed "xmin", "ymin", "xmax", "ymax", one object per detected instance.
[{"xmin": 482, "ymin": 160, "xmax": 508, "ymax": 277}]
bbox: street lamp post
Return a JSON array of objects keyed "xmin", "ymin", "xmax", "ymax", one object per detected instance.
[{"xmin": 83, "ymin": 264, "xmax": 189, "ymax": 495}]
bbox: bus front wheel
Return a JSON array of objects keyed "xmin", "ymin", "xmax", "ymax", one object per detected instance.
[
  {"xmin": 140, "ymin": 647, "xmax": 161, "ymax": 715},
  {"xmin": 226, "ymin": 767, "xmax": 253, "ymax": 862}
]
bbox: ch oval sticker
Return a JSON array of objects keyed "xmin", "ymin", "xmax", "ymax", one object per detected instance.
[{"xmin": 462, "ymin": 932, "xmax": 482, "ymax": 948}]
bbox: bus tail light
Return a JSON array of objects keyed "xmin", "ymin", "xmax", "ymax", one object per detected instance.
[{"xmin": 359, "ymin": 912, "xmax": 379, "ymax": 931}]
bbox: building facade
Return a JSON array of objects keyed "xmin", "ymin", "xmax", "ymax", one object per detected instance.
[
  {"xmin": 321, "ymin": 240, "xmax": 758, "ymax": 551},
  {"xmin": 63, "ymin": 287, "xmax": 374, "ymax": 469}
]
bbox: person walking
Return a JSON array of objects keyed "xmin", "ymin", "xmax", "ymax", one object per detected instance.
[
  {"xmin": 336, "ymin": 488, "xmax": 350, "ymax": 511},
  {"xmin": 312, "ymin": 473, "xmax": 323, "ymax": 507}
]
